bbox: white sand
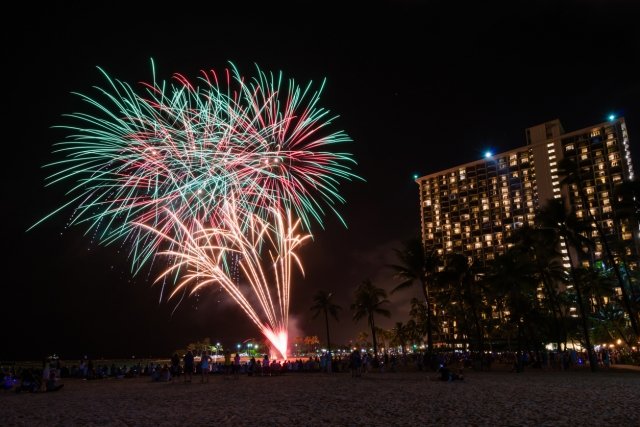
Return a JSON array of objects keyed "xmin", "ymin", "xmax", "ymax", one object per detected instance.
[{"xmin": 3, "ymin": 368, "xmax": 639, "ymax": 426}]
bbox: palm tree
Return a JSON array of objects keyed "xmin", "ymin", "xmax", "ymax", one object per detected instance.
[
  {"xmin": 612, "ymin": 180, "xmax": 640, "ymax": 329},
  {"xmin": 488, "ymin": 248, "xmax": 539, "ymax": 371},
  {"xmin": 356, "ymin": 331, "xmax": 370, "ymax": 349},
  {"xmin": 439, "ymin": 254, "xmax": 488, "ymax": 354},
  {"xmin": 613, "ymin": 180, "xmax": 640, "ymax": 225},
  {"xmin": 510, "ymin": 225, "xmax": 569, "ymax": 351},
  {"xmin": 537, "ymin": 198, "xmax": 598, "ymax": 372},
  {"xmin": 391, "ymin": 321, "xmax": 410, "ymax": 355},
  {"xmin": 310, "ymin": 290, "xmax": 342, "ymax": 354},
  {"xmin": 409, "ymin": 297, "xmax": 430, "ymax": 342},
  {"xmin": 388, "ymin": 237, "xmax": 439, "ymax": 351},
  {"xmin": 559, "ymin": 158, "xmax": 639, "ymax": 338},
  {"xmin": 351, "ymin": 279, "xmax": 391, "ymax": 356}
]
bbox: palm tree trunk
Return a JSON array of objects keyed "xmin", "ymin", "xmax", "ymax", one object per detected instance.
[
  {"xmin": 323, "ymin": 309, "xmax": 332, "ymax": 353},
  {"xmin": 540, "ymin": 269, "xmax": 566, "ymax": 352},
  {"xmin": 564, "ymin": 240, "xmax": 598, "ymax": 372},
  {"xmin": 516, "ymin": 321, "xmax": 524, "ymax": 372},
  {"xmin": 369, "ymin": 313, "xmax": 378, "ymax": 356},
  {"xmin": 421, "ymin": 280, "xmax": 434, "ymax": 351}
]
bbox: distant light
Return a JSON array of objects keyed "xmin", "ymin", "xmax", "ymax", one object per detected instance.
[
  {"xmin": 484, "ymin": 151, "xmax": 492, "ymax": 158},
  {"xmin": 413, "ymin": 174, "xmax": 419, "ymax": 180},
  {"xmin": 608, "ymin": 114, "xmax": 616, "ymax": 121}
]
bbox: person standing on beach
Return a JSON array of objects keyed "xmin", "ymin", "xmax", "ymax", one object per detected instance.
[
  {"xmin": 233, "ymin": 353, "xmax": 241, "ymax": 379},
  {"xmin": 200, "ymin": 351, "xmax": 211, "ymax": 383},
  {"xmin": 183, "ymin": 350, "xmax": 194, "ymax": 382},
  {"xmin": 171, "ymin": 353, "xmax": 181, "ymax": 379},
  {"xmin": 248, "ymin": 356, "xmax": 256, "ymax": 376},
  {"xmin": 223, "ymin": 350, "xmax": 232, "ymax": 379},
  {"xmin": 349, "ymin": 350, "xmax": 362, "ymax": 377},
  {"xmin": 41, "ymin": 360, "xmax": 50, "ymax": 392}
]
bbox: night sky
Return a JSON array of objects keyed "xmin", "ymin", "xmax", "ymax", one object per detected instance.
[{"xmin": 4, "ymin": 1, "xmax": 640, "ymax": 360}]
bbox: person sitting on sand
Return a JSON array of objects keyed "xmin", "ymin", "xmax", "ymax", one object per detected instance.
[
  {"xmin": 436, "ymin": 363, "xmax": 464, "ymax": 381},
  {"xmin": 2, "ymin": 368, "xmax": 18, "ymax": 391},
  {"xmin": 15, "ymin": 368, "xmax": 40, "ymax": 393},
  {"xmin": 45, "ymin": 368, "xmax": 64, "ymax": 392},
  {"xmin": 160, "ymin": 364, "xmax": 171, "ymax": 382}
]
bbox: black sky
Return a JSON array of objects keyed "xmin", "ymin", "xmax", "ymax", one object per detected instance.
[{"xmin": 3, "ymin": 1, "xmax": 640, "ymax": 360}]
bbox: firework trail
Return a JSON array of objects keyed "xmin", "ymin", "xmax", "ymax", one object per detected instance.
[
  {"xmin": 141, "ymin": 201, "xmax": 309, "ymax": 360},
  {"xmin": 34, "ymin": 60, "xmax": 359, "ymax": 358}
]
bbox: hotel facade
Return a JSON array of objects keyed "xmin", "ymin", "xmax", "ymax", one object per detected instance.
[{"xmin": 416, "ymin": 117, "xmax": 638, "ymax": 270}]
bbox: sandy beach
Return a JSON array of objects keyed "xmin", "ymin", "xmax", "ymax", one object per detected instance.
[{"xmin": 3, "ymin": 365, "xmax": 639, "ymax": 426}]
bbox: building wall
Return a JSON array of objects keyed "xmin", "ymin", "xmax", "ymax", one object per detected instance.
[
  {"xmin": 418, "ymin": 145, "xmax": 539, "ymax": 266},
  {"xmin": 417, "ymin": 117, "xmax": 638, "ymax": 269},
  {"xmin": 525, "ymin": 119, "xmax": 564, "ymax": 206},
  {"xmin": 555, "ymin": 118, "xmax": 638, "ymax": 269}
]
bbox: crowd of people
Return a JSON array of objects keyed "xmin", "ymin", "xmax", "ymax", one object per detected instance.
[
  {"xmin": 2, "ymin": 346, "xmax": 631, "ymax": 392},
  {"xmin": 3, "ymin": 359, "xmax": 64, "ymax": 393}
]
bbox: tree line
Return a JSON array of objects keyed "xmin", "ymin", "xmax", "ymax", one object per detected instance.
[{"xmin": 311, "ymin": 159, "xmax": 640, "ymax": 372}]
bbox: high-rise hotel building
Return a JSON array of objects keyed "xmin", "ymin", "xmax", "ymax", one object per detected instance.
[{"xmin": 416, "ymin": 117, "xmax": 637, "ymax": 269}]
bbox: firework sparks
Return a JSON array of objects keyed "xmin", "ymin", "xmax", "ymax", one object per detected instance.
[
  {"xmin": 35, "ymin": 60, "xmax": 359, "ymax": 358},
  {"xmin": 142, "ymin": 201, "xmax": 308, "ymax": 360}
]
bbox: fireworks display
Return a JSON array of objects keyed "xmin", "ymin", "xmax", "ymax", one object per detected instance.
[{"xmin": 35, "ymin": 60, "xmax": 358, "ymax": 359}]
